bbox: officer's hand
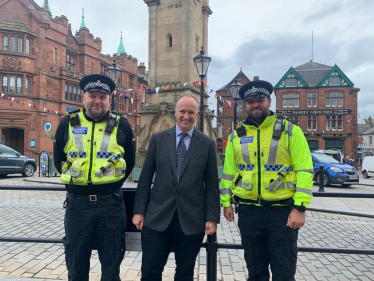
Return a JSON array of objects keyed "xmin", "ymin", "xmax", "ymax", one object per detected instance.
[
  {"xmin": 224, "ymin": 206, "xmax": 235, "ymax": 222},
  {"xmin": 132, "ymin": 214, "xmax": 144, "ymax": 230},
  {"xmin": 287, "ymin": 209, "xmax": 306, "ymax": 229},
  {"xmin": 205, "ymin": 221, "xmax": 217, "ymax": 235}
]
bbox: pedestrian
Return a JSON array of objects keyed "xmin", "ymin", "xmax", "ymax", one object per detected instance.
[
  {"xmin": 53, "ymin": 74, "xmax": 135, "ymax": 281},
  {"xmin": 132, "ymin": 92, "xmax": 220, "ymax": 281},
  {"xmin": 220, "ymin": 80, "xmax": 313, "ymax": 281}
]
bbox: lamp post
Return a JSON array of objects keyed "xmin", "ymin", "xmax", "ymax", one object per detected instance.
[
  {"xmin": 193, "ymin": 46, "xmax": 211, "ymax": 133},
  {"xmin": 230, "ymin": 79, "xmax": 242, "ymax": 127},
  {"xmin": 106, "ymin": 60, "xmax": 122, "ymax": 111}
]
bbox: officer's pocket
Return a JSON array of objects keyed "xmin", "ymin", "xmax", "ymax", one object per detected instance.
[{"xmin": 240, "ymin": 173, "xmax": 253, "ymax": 191}]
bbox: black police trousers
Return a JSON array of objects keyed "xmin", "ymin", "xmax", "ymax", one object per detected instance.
[
  {"xmin": 238, "ymin": 204, "xmax": 298, "ymax": 281},
  {"xmin": 62, "ymin": 189, "xmax": 127, "ymax": 281}
]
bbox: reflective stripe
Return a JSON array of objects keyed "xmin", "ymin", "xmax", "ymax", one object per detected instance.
[
  {"xmin": 268, "ymin": 121, "xmax": 281, "ymax": 165},
  {"xmin": 64, "ymin": 170, "xmax": 84, "ymax": 178},
  {"xmin": 264, "ymin": 164, "xmax": 283, "ymax": 171},
  {"xmin": 220, "ymin": 188, "xmax": 232, "ymax": 195},
  {"xmin": 266, "ymin": 181, "xmax": 294, "ymax": 191},
  {"xmin": 237, "ymin": 180, "xmax": 252, "ymax": 191},
  {"xmin": 72, "ymin": 113, "xmax": 84, "ymax": 152},
  {"xmin": 97, "ymin": 152, "xmax": 113, "ymax": 159},
  {"xmin": 295, "ymin": 169, "xmax": 314, "ymax": 175},
  {"xmin": 230, "ymin": 132, "xmax": 236, "ymax": 144},
  {"xmin": 223, "ymin": 174, "xmax": 235, "ymax": 181},
  {"xmin": 237, "ymin": 164, "xmax": 255, "ymax": 171},
  {"xmin": 286, "ymin": 122, "xmax": 294, "ymax": 152},
  {"xmin": 68, "ymin": 152, "xmax": 86, "ymax": 158},
  {"xmin": 100, "ymin": 131, "xmax": 111, "ymax": 153},
  {"xmin": 296, "ymin": 187, "xmax": 313, "ymax": 196},
  {"xmin": 241, "ymin": 142, "xmax": 251, "ymax": 166}
]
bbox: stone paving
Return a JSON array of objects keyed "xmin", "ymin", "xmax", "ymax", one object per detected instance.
[{"xmin": 0, "ymin": 176, "xmax": 373, "ymax": 280}]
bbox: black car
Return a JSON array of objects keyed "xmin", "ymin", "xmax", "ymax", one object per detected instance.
[{"xmin": 0, "ymin": 144, "xmax": 36, "ymax": 177}]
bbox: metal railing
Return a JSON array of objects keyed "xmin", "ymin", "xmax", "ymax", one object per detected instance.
[{"xmin": 0, "ymin": 170, "xmax": 373, "ymax": 281}]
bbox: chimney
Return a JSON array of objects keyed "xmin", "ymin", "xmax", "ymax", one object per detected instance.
[
  {"xmin": 253, "ymin": 76, "xmax": 259, "ymax": 81},
  {"xmin": 138, "ymin": 62, "xmax": 146, "ymax": 75}
]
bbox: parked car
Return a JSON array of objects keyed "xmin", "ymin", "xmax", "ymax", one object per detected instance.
[
  {"xmin": 0, "ymin": 144, "xmax": 36, "ymax": 177},
  {"xmin": 361, "ymin": 156, "xmax": 374, "ymax": 178},
  {"xmin": 311, "ymin": 152, "xmax": 359, "ymax": 187}
]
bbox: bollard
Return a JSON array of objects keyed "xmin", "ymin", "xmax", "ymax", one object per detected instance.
[
  {"xmin": 318, "ymin": 165, "xmax": 325, "ymax": 192},
  {"xmin": 206, "ymin": 233, "xmax": 218, "ymax": 281}
]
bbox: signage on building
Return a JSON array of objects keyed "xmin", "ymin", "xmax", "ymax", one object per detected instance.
[
  {"xmin": 304, "ymin": 132, "xmax": 352, "ymax": 137},
  {"xmin": 277, "ymin": 109, "xmax": 352, "ymax": 115},
  {"xmin": 44, "ymin": 123, "xmax": 51, "ymax": 132}
]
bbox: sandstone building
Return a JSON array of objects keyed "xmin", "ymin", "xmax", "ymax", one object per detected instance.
[{"xmin": 0, "ymin": 0, "xmax": 148, "ymax": 159}]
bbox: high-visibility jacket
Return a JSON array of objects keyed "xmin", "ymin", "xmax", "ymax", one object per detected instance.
[
  {"xmin": 220, "ymin": 114, "xmax": 313, "ymax": 208},
  {"xmin": 61, "ymin": 109, "xmax": 126, "ymax": 185}
]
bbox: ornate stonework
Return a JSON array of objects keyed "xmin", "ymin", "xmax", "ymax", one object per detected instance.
[{"xmin": 2, "ymin": 56, "xmax": 22, "ymax": 71}]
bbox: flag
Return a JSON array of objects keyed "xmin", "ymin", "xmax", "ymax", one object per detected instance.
[
  {"xmin": 203, "ymin": 80, "xmax": 207, "ymax": 87},
  {"xmin": 164, "ymin": 85, "xmax": 169, "ymax": 90},
  {"xmin": 138, "ymin": 89, "xmax": 142, "ymax": 95},
  {"xmin": 155, "ymin": 87, "xmax": 160, "ymax": 95},
  {"xmin": 183, "ymin": 82, "xmax": 189, "ymax": 86},
  {"xmin": 193, "ymin": 81, "xmax": 199, "ymax": 87},
  {"xmin": 148, "ymin": 88, "xmax": 152, "ymax": 95}
]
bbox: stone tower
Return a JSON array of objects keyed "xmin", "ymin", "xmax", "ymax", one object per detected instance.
[{"xmin": 136, "ymin": 0, "xmax": 215, "ymax": 167}]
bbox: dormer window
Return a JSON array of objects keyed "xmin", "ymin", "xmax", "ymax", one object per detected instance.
[{"xmin": 328, "ymin": 76, "xmax": 341, "ymax": 86}]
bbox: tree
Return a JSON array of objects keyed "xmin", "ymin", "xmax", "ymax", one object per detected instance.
[{"xmin": 363, "ymin": 116, "xmax": 373, "ymax": 128}]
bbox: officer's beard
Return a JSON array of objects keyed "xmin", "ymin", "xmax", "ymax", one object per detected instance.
[{"xmin": 248, "ymin": 108, "xmax": 270, "ymax": 126}]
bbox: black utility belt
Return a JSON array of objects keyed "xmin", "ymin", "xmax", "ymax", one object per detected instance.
[
  {"xmin": 238, "ymin": 197, "xmax": 293, "ymax": 207},
  {"xmin": 67, "ymin": 188, "xmax": 120, "ymax": 202}
]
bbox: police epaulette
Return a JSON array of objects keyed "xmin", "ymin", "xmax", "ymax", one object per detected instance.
[
  {"xmin": 68, "ymin": 108, "xmax": 81, "ymax": 115},
  {"xmin": 235, "ymin": 124, "xmax": 246, "ymax": 137}
]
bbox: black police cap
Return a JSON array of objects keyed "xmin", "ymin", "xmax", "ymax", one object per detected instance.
[
  {"xmin": 79, "ymin": 74, "xmax": 115, "ymax": 94},
  {"xmin": 239, "ymin": 80, "xmax": 273, "ymax": 101}
]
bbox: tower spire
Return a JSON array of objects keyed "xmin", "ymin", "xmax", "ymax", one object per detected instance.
[
  {"xmin": 117, "ymin": 32, "xmax": 126, "ymax": 56},
  {"xmin": 42, "ymin": 0, "xmax": 52, "ymax": 16},
  {"xmin": 80, "ymin": 9, "xmax": 87, "ymax": 29}
]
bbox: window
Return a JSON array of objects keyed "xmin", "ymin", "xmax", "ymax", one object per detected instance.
[
  {"xmin": 73, "ymin": 86, "xmax": 77, "ymax": 102},
  {"xmin": 78, "ymin": 88, "xmax": 81, "ymax": 103},
  {"xmin": 307, "ymin": 93, "xmax": 317, "ymax": 107},
  {"xmin": 282, "ymin": 93, "xmax": 299, "ymax": 108},
  {"xmin": 328, "ymin": 76, "xmax": 341, "ymax": 86},
  {"xmin": 326, "ymin": 115, "xmax": 343, "ymax": 131},
  {"xmin": 285, "ymin": 78, "xmax": 297, "ymax": 87},
  {"xmin": 236, "ymin": 100, "xmax": 243, "ymax": 113},
  {"xmin": 326, "ymin": 92, "xmax": 343, "ymax": 107},
  {"xmin": 17, "ymin": 38, "xmax": 22, "ymax": 53},
  {"xmin": 9, "ymin": 76, "xmax": 15, "ymax": 93},
  {"xmin": 113, "ymin": 96, "xmax": 117, "ymax": 111},
  {"xmin": 10, "ymin": 37, "xmax": 16, "ymax": 52},
  {"xmin": 100, "ymin": 64, "xmax": 107, "ymax": 75},
  {"xmin": 66, "ymin": 53, "xmax": 75, "ymax": 71},
  {"xmin": 128, "ymin": 99, "xmax": 133, "ymax": 113},
  {"xmin": 307, "ymin": 115, "xmax": 317, "ymax": 131},
  {"xmin": 289, "ymin": 115, "xmax": 299, "ymax": 125},
  {"xmin": 65, "ymin": 83, "xmax": 79, "ymax": 101},
  {"xmin": 3, "ymin": 36, "xmax": 8, "ymax": 51},
  {"xmin": 167, "ymin": 34, "xmax": 172, "ymax": 47},
  {"xmin": 16, "ymin": 77, "xmax": 22, "ymax": 92},
  {"xmin": 53, "ymin": 47, "xmax": 57, "ymax": 62},
  {"xmin": 2, "ymin": 76, "xmax": 8, "ymax": 91},
  {"xmin": 307, "ymin": 140, "xmax": 318, "ymax": 151},
  {"xmin": 26, "ymin": 39, "xmax": 30, "ymax": 55},
  {"xmin": 142, "ymin": 88, "xmax": 146, "ymax": 103},
  {"xmin": 129, "ymin": 75, "xmax": 134, "ymax": 89},
  {"xmin": 26, "ymin": 77, "xmax": 30, "ymax": 94},
  {"xmin": 370, "ymin": 136, "xmax": 373, "ymax": 145}
]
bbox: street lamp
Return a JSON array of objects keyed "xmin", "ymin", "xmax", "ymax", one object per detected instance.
[
  {"xmin": 106, "ymin": 60, "xmax": 122, "ymax": 111},
  {"xmin": 193, "ymin": 46, "xmax": 211, "ymax": 133},
  {"xmin": 230, "ymin": 79, "xmax": 242, "ymax": 127}
]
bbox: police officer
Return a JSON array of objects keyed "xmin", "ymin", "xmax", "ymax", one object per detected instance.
[
  {"xmin": 221, "ymin": 80, "xmax": 313, "ymax": 281},
  {"xmin": 54, "ymin": 74, "xmax": 135, "ymax": 281}
]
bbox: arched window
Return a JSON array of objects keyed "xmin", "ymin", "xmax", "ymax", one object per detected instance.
[
  {"xmin": 17, "ymin": 38, "xmax": 22, "ymax": 53},
  {"xmin": 3, "ymin": 36, "xmax": 8, "ymax": 51},
  {"xmin": 16, "ymin": 77, "xmax": 22, "ymax": 92},
  {"xmin": 26, "ymin": 39, "xmax": 30, "ymax": 55},
  {"xmin": 10, "ymin": 37, "xmax": 16, "ymax": 52},
  {"xmin": 2, "ymin": 76, "xmax": 8, "ymax": 91},
  {"xmin": 9, "ymin": 76, "xmax": 15, "ymax": 92},
  {"xmin": 167, "ymin": 33, "xmax": 172, "ymax": 47}
]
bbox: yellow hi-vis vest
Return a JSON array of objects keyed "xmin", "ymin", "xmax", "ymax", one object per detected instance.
[
  {"xmin": 220, "ymin": 114, "xmax": 314, "ymax": 207},
  {"xmin": 61, "ymin": 109, "xmax": 126, "ymax": 185}
]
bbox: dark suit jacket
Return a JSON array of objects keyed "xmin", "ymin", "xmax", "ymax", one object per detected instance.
[{"xmin": 134, "ymin": 126, "xmax": 220, "ymax": 235}]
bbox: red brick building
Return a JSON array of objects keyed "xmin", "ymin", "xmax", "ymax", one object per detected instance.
[
  {"xmin": 274, "ymin": 60, "xmax": 359, "ymax": 161},
  {"xmin": 0, "ymin": 0, "xmax": 148, "ymax": 159},
  {"xmin": 216, "ymin": 71, "xmax": 250, "ymax": 153}
]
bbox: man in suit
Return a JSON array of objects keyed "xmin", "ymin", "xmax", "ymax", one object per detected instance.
[{"xmin": 132, "ymin": 93, "xmax": 220, "ymax": 281}]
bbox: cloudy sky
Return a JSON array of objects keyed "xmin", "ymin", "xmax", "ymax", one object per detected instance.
[{"xmin": 42, "ymin": 0, "xmax": 374, "ymax": 123}]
